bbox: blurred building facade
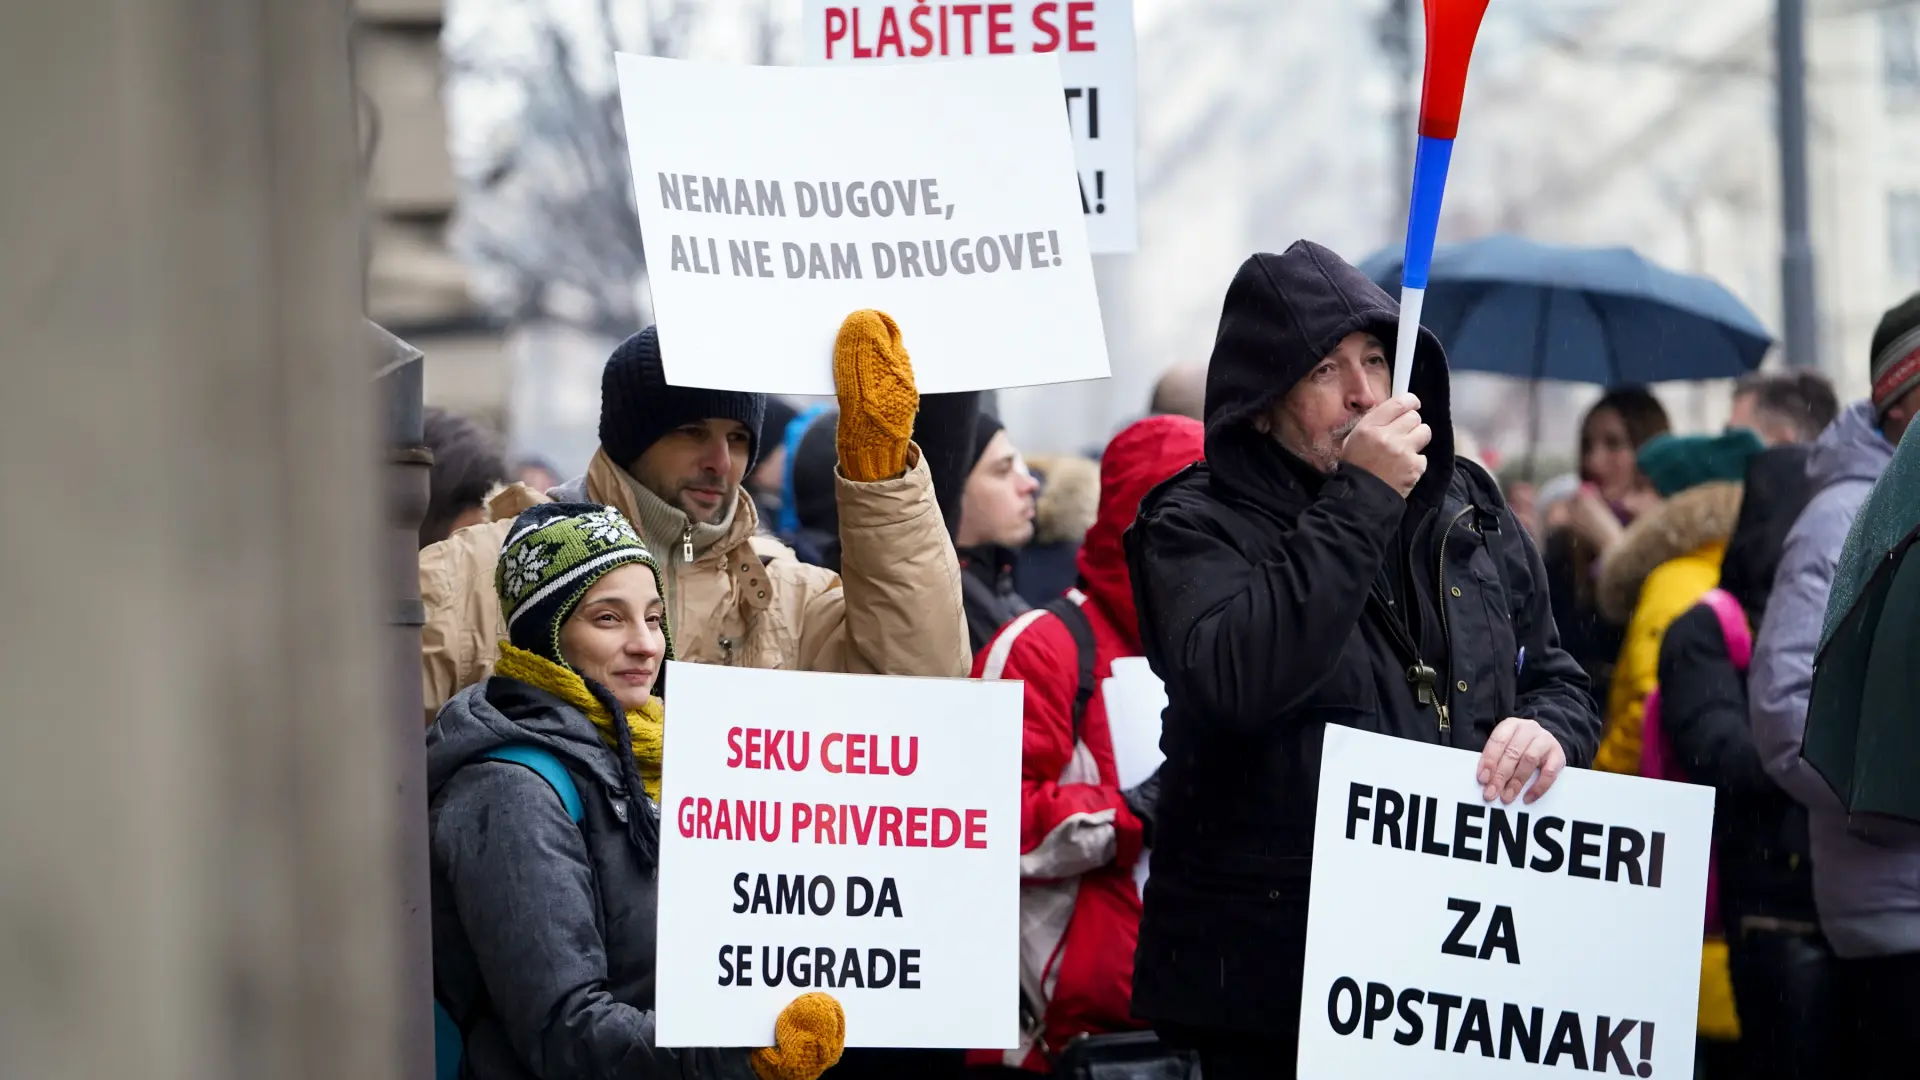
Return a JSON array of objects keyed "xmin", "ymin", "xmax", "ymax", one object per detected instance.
[
  {"xmin": 367, "ymin": 0, "xmax": 1920, "ymax": 465},
  {"xmin": 1450, "ymin": 0, "xmax": 1920, "ymax": 404},
  {"xmin": 358, "ymin": 0, "xmax": 511, "ymax": 433},
  {"xmin": 1007, "ymin": 0, "xmax": 1406, "ymax": 453}
]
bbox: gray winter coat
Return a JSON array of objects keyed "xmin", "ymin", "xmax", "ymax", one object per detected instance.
[
  {"xmin": 427, "ymin": 678, "xmax": 758, "ymax": 1080},
  {"xmin": 1749, "ymin": 400, "xmax": 1920, "ymax": 959}
]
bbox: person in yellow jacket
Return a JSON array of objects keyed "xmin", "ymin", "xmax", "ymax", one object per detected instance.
[
  {"xmin": 419, "ymin": 311, "xmax": 970, "ymax": 719},
  {"xmin": 1593, "ymin": 428, "xmax": 1762, "ymax": 1055}
]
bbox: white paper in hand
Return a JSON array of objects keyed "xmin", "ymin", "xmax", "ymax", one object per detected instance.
[
  {"xmin": 613, "ymin": 53, "xmax": 1108, "ymax": 395},
  {"xmin": 1101, "ymin": 656, "xmax": 1165, "ymax": 789},
  {"xmin": 1101, "ymin": 656, "xmax": 1166, "ymax": 896}
]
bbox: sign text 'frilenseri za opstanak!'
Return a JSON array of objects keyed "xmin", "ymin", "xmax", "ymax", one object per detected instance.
[{"xmin": 1299, "ymin": 728, "xmax": 1715, "ymax": 1079}]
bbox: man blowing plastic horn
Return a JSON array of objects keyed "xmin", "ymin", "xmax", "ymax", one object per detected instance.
[{"xmin": 1123, "ymin": 241, "xmax": 1599, "ymax": 1079}]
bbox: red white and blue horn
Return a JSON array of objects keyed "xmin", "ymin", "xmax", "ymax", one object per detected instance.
[{"xmin": 1392, "ymin": 0, "xmax": 1492, "ymax": 398}]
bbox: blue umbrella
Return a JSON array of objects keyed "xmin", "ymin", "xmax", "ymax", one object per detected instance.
[{"xmin": 1360, "ymin": 234, "xmax": 1774, "ymax": 385}]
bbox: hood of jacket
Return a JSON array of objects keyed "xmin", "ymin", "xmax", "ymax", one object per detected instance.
[
  {"xmin": 1823, "ymin": 418, "xmax": 1920, "ymax": 652},
  {"xmin": 1077, "ymin": 414, "xmax": 1205, "ymax": 650},
  {"xmin": 1719, "ymin": 445, "xmax": 1818, "ymax": 628},
  {"xmin": 959, "ymin": 543, "xmax": 1020, "ymax": 592},
  {"xmin": 1201, "ymin": 241, "xmax": 1453, "ymax": 514},
  {"xmin": 1027, "ymin": 453, "xmax": 1101, "ymax": 546},
  {"xmin": 1810, "ymin": 400, "xmax": 1895, "ymax": 494},
  {"xmin": 1598, "ymin": 480, "xmax": 1745, "ymax": 623},
  {"xmin": 427, "ymin": 678, "xmax": 628, "ymax": 800}
]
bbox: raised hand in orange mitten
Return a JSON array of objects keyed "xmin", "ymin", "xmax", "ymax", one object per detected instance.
[
  {"xmin": 750, "ymin": 992, "xmax": 845, "ymax": 1080},
  {"xmin": 833, "ymin": 310, "xmax": 919, "ymax": 482}
]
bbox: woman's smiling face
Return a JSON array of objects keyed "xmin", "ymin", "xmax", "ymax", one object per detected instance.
[{"xmin": 558, "ymin": 563, "xmax": 666, "ymax": 709}]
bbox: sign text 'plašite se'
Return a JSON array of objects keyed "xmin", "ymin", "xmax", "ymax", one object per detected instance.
[{"xmin": 802, "ymin": 0, "xmax": 1138, "ymax": 254}]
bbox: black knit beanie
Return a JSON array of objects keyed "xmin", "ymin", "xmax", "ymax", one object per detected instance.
[
  {"xmin": 599, "ymin": 326, "xmax": 768, "ymax": 472},
  {"xmin": 760, "ymin": 397, "xmax": 799, "ymax": 459},
  {"xmin": 1869, "ymin": 292, "xmax": 1920, "ymax": 419},
  {"xmin": 969, "ymin": 411, "xmax": 1007, "ymax": 473},
  {"xmin": 791, "ymin": 410, "xmax": 842, "ymax": 533}
]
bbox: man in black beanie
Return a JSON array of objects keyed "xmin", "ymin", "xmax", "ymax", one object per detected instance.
[
  {"xmin": 420, "ymin": 314, "xmax": 970, "ymax": 715},
  {"xmin": 595, "ymin": 325, "xmax": 770, "ymax": 531},
  {"xmin": 955, "ymin": 411, "xmax": 1040, "ymax": 653}
]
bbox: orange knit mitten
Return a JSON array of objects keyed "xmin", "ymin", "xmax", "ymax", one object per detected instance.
[
  {"xmin": 750, "ymin": 992, "xmax": 845, "ymax": 1080},
  {"xmin": 833, "ymin": 310, "xmax": 919, "ymax": 482}
]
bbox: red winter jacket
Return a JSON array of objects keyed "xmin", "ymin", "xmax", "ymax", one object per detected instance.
[{"xmin": 967, "ymin": 415, "xmax": 1205, "ymax": 1071}]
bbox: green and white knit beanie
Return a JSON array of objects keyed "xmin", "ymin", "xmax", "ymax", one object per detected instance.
[{"xmin": 495, "ymin": 502, "xmax": 672, "ymax": 667}]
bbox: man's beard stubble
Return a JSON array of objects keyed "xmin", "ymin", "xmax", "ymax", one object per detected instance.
[
  {"xmin": 1270, "ymin": 407, "xmax": 1365, "ymax": 475},
  {"xmin": 683, "ymin": 481, "xmax": 734, "ymax": 525},
  {"xmin": 1295, "ymin": 416, "xmax": 1363, "ymax": 475}
]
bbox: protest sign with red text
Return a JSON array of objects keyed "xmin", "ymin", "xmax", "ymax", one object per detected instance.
[
  {"xmin": 802, "ymin": 0, "xmax": 1136, "ymax": 253},
  {"xmin": 654, "ymin": 661, "xmax": 1023, "ymax": 1049}
]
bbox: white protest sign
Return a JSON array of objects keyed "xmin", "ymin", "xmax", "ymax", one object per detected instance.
[
  {"xmin": 1100, "ymin": 655, "xmax": 1164, "ymax": 898},
  {"xmin": 614, "ymin": 53, "xmax": 1109, "ymax": 395},
  {"xmin": 800, "ymin": 1, "xmax": 1138, "ymax": 254},
  {"xmin": 1099, "ymin": 656, "xmax": 1164, "ymax": 789},
  {"xmin": 654, "ymin": 661, "xmax": 1024, "ymax": 1049},
  {"xmin": 1298, "ymin": 727, "xmax": 1714, "ymax": 1080}
]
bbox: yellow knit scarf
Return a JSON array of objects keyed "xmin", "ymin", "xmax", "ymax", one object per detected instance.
[{"xmin": 493, "ymin": 643, "xmax": 665, "ymax": 801}]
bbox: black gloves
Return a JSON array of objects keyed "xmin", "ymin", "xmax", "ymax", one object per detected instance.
[{"xmin": 1122, "ymin": 766, "xmax": 1161, "ymax": 850}]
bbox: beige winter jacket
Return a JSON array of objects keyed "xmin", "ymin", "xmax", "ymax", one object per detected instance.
[{"xmin": 419, "ymin": 445, "xmax": 968, "ymax": 719}]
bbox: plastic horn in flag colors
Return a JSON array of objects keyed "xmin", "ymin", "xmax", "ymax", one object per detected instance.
[{"xmin": 1392, "ymin": 0, "xmax": 1493, "ymax": 399}]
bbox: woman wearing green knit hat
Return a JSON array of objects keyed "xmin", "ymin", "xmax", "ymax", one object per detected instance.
[{"xmin": 427, "ymin": 502, "xmax": 843, "ymax": 1080}]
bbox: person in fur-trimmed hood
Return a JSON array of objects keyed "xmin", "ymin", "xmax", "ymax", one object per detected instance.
[
  {"xmin": 1590, "ymin": 430, "xmax": 1763, "ymax": 1059},
  {"xmin": 1593, "ymin": 429, "xmax": 1763, "ymax": 777},
  {"xmin": 1654, "ymin": 443, "xmax": 1834, "ymax": 1079}
]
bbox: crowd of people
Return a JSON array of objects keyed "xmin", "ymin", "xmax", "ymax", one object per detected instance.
[{"xmin": 417, "ymin": 243, "xmax": 1919, "ymax": 1080}]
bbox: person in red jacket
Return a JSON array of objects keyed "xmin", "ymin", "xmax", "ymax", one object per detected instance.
[{"xmin": 967, "ymin": 414, "xmax": 1205, "ymax": 1072}]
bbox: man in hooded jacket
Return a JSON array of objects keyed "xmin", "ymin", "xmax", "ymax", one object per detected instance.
[{"xmin": 1124, "ymin": 242, "xmax": 1598, "ymax": 1077}]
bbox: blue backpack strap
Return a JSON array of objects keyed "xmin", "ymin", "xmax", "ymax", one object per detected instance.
[
  {"xmin": 481, "ymin": 744, "xmax": 585, "ymax": 823},
  {"xmin": 435, "ymin": 744, "xmax": 584, "ymax": 1078},
  {"xmin": 433, "ymin": 1001, "xmax": 465, "ymax": 1080}
]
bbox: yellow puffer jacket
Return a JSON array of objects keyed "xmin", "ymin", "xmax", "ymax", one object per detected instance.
[{"xmin": 1593, "ymin": 479, "xmax": 1744, "ymax": 1041}]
